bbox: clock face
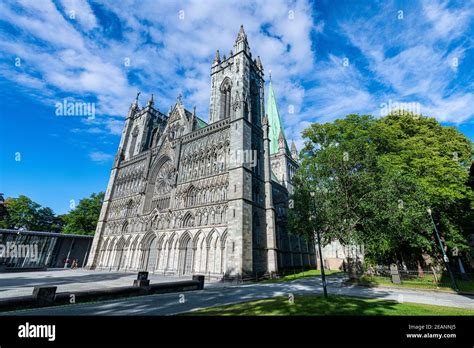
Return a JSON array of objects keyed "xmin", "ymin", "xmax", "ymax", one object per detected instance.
[{"xmin": 154, "ymin": 160, "xmax": 174, "ymax": 195}]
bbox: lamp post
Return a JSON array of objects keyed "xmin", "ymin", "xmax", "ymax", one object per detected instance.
[
  {"xmin": 427, "ymin": 208, "xmax": 459, "ymax": 292},
  {"xmin": 310, "ymin": 191, "xmax": 328, "ymax": 298}
]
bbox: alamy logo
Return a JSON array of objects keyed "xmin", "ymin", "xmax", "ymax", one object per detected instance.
[
  {"xmin": 55, "ymin": 98, "xmax": 95, "ymax": 119},
  {"xmin": 380, "ymin": 99, "xmax": 420, "ymax": 116},
  {"xmin": 18, "ymin": 322, "xmax": 56, "ymax": 341},
  {"xmin": 0, "ymin": 242, "xmax": 38, "ymax": 261},
  {"xmin": 225, "ymin": 149, "xmax": 257, "ymax": 168}
]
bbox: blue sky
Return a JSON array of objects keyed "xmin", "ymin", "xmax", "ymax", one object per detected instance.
[{"xmin": 0, "ymin": 0, "xmax": 473, "ymax": 215}]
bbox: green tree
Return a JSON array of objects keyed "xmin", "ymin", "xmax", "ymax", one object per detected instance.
[
  {"xmin": 62, "ymin": 192, "xmax": 104, "ymax": 235},
  {"xmin": 3, "ymin": 195, "xmax": 41, "ymax": 230},
  {"xmin": 36, "ymin": 207, "xmax": 63, "ymax": 232},
  {"xmin": 0, "ymin": 195, "xmax": 62, "ymax": 231},
  {"xmin": 0, "ymin": 195, "xmax": 9, "ymax": 229},
  {"xmin": 290, "ymin": 112, "xmax": 473, "ymax": 266},
  {"xmin": 374, "ymin": 112, "xmax": 473, "ymax": 258}
]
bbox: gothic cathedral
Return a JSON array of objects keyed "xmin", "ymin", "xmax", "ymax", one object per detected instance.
[{"xmin": 86, "ymin": 26, "xmax": 316, "ymax": 278}]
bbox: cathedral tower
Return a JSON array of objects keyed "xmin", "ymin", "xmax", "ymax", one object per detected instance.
[{"xmin": 87, "ymin": 26, "xmax": 315, "ymax": 277}]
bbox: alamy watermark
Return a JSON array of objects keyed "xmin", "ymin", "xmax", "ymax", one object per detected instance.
[
  {"xmin": 380, "ymin": 99, "xmax": 420, "ymax": 117},
  {"xmin": 0, "ymin": 242, "xmax": 38, "ymax": 261},
  {"xmin": 55, "ymin": 99, "xmax": 95, "ymax": 119},
  {"xmin": 225, "ymin": 149, "xmax": 257, "ymax": 168}
]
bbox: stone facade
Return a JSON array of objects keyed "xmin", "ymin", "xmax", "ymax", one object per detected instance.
[{"xmin": 86, "ymin": 26, "xmax": 315, "ymax": 278}]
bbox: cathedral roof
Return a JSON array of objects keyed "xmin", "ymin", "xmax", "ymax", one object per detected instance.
[
  {"xmin": 195, "ymin": 116, "xmax": 208, "ymax": 129},
  {"xmin": 183, "ymin": 108, "xmax": 207, "ymax": 129},
  {"xmin": 267, "ymin": 79, "xmax": 290, "ymax": 155}
]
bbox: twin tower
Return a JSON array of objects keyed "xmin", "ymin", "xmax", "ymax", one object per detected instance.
[{"xmin": 86, "ymin": 26, "xmax": 315, "ymax": 278}]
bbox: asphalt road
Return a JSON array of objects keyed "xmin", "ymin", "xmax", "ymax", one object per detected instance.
[{"xmin": 3, "ymin": 275, "xmax": 473, "ymax": 315}]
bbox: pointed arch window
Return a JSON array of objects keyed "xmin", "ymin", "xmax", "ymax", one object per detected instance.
[
  {"xmin": 220, "ymin": 78, "xmax": 232, "ymax": 119},
  {"xmin": 126, "ymin": 199, "xmax": 133, "ymax": 217},
  {"xmin": 150, "ymin": 128, "xmax": 158, "ymax": 148}
]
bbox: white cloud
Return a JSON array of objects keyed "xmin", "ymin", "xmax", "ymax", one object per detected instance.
[
  {"xmin": 422, "ymin": 0, "xmax": 472, "ymax": 41},
  {"xmin": 59, "ymin": 0, "xmax": 99, "ymax": 31},
  {"xmin": 0, "ymin": 0, "xmax": 316, "ymax": 138},
  {"xmin": 89, "ymin": 151, "xmax": 114, "ymax": 163},
  {"xmin": 336, "ymin": 0, "xmax": 474, "ymax": 125},
  {"xmin": 0, "ymin": 0, "xmax": 472, "ymax": 153}
]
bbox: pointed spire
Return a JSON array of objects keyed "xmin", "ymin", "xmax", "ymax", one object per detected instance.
[
  {"xmin": 256, "ymin": 56, "xmax": 263, "ymax": 70},
  {"xmin": 128, "ymin": 91, "xmax": 140, "ymax": 117},
  {"xmin": 291, "ymin": 141, "xmax": 298, "ymax": 160},
  {"xmin": 132, "ymin": 91, "xmax": 140, "ymax": 108},
  {"xmin": 278, "ymin": 129, "xmax": 285, "ymax": 141},
  {"xmin": 233, "ymin": 25, "xmax": 250, "ymax": 54},
  {"xmin": 236, "ymin": 24, "xmax": 247, "ymax": 42},
  {"xmin": 147, "ymin": 93, "xmax": 154, "ymax": 107},
  {"xmin": 267, "ymin": 79, "xmax": 289, "ymax": 155},
  {"xmin": 177, "ymin": 93, "xmax": 183, "ymax": 104},
  {"xmin": 213, "ymin": 49, "xmax": 221, "ymax": 65},
  {"xmin": 278, "ymin": 130, "xmax": 285, "ymax": 150}
]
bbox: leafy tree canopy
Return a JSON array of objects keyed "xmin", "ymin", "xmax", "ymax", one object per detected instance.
[
  {"xmin": 1, "ymin": 195, "xmax": 63, "ymax": 232},
  {"xmin": 0, "ymin": 192, "xmax": 104, "ymax": 236},
  {"xmin": 62, "ymin": 192, "xmax": 104, "ymax": 235},
  {"xmin": 290, "ymin": 112, "xmax": 473, "ymax": 265}
]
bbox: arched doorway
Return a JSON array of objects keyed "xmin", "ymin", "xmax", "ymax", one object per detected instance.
[
  {"xmin": 179, "ymin": 233, "xmax": 193, "ymax": 275},
  {"xmin": 145, "ymin": 237, "xmax": 158, "ymax": 272}
]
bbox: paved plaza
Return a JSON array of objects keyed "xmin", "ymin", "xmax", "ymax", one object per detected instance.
[
  {"xmin": 0, "ymin": 269, "xmax": 191, "ymax": 300},
  {"xmin": 1, "ymin": 270, "xmax": 473, "ymax": 315}
]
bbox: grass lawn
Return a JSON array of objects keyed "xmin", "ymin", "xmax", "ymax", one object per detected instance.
[
  {"xmin": 354, "ymin": 275, "xmax": 474, "ymax": 293},
  {"xmin": 262, "ymin": 269, "xmax": 342, "ymax": 283},
  {"xmin": 188, "ymin": 295, "xmax": 474, "ymax": 316}
]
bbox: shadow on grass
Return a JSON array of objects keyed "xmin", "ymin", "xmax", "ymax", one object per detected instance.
[{"xmin": 186, "ymin": 295, "xmax": 474, "ymax": 316}]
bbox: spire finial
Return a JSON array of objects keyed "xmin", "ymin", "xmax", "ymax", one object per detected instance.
[
  {"xmin": 214, "ymin": 49, "xmax": 221, "ymax": 64},
  {"xmin": 236, "ymin": 24, "xmax": 247, "ymax": 42},
  {"xmin": 256, "ymin": 56, "xmax": 263, "ymax": 70},
  {"xmin": 278, "ymin": 129, "xmax": 285, "ymax": 146},
  {"xmin": 177, "ymin": 93, "xmax": 182, "ymax": 104},
  {"xmin": 291, "ymin": 140, "xmax": 298, "ymax": 160},
  {"xmin": 131, "ymin": 91, "xmax": 140, "ymax": 110},
  {"xmin": 269, "ymin": 69, "xmax": 272, "ymax": 81},
  {"xmin": 147, "ymin": 93, "xmax": 154, "ymax": 107}
]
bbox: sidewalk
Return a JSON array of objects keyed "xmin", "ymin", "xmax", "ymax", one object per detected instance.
[{"xmin": 0, "ymin": 268, "xmax": 191, "ymax": 300}]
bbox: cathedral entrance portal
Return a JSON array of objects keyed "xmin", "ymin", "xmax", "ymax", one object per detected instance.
[
  {"xmin": 145, "ymin": 237, "xmax": 158, "ymax": 272},
  {"xmin": 179, "ymin": 234, "xmax": 193, "ymax": 275}
]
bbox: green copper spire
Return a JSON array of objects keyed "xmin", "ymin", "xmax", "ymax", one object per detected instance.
[{"xmin": 267, "ymin": 78, "xmax": 289, "ymax": 155}]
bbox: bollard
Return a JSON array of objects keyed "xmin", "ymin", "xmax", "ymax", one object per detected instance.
[
  {"xmin": 192, "ymin": 275, "xmax": 205, "ymax": 290},
  {"xmin": 133, "ymin": 271, "xmax": 150, "ymax": 289},
  {"xmin": 32, "ymin": 286, "xmax": 57, "ymax": 306}
]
